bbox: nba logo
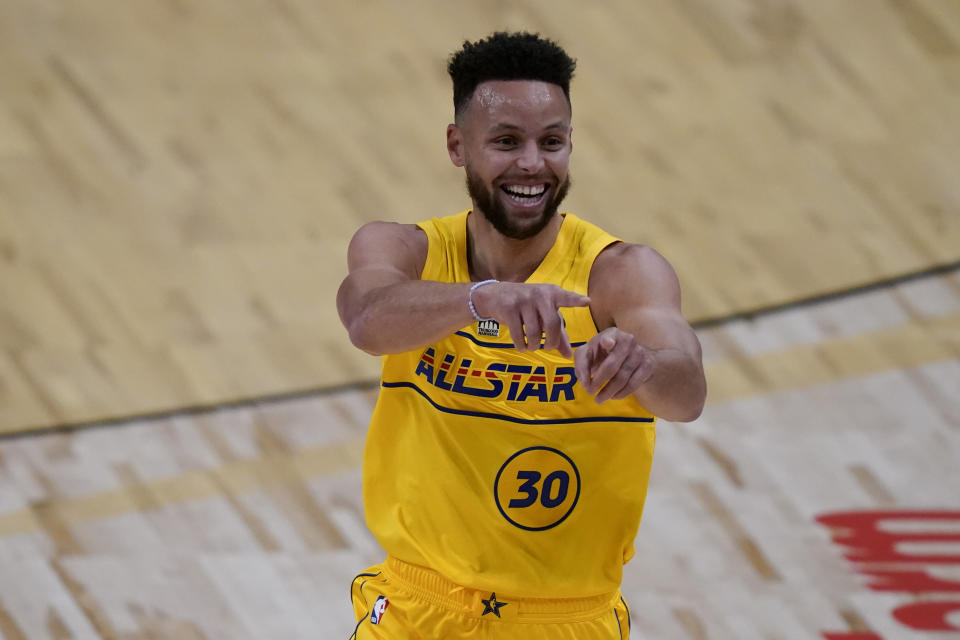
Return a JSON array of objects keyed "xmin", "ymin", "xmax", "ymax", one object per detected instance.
[{"xmin": 370, "ymin": 595, "xmax": 389, "ymax": 625}]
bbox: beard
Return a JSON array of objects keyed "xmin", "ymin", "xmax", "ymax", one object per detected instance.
[{"xmin": 465, "ymin": 169, "xmax": 571, "ymax": 240}]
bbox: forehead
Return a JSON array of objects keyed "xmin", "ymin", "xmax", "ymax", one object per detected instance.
[{"xmin": 464, "ymin": 80, "xmax": 571, "ymax": 130}]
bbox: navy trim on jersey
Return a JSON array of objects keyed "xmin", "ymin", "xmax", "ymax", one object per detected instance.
[
  {"xmin": 349, "ymin": 571, "xmax": 381, "ymax": 604},
  {"xmin": 454, "ymin": 330, "xmax": 588, "ymax": 350},
  {"xmin": 348, "ymin": 613, "xmax": 368, "ymax": 640},
  {"xmin": 381, "ymin": 381, "xmax": 655, "ymax": 425},
  {"xmin": 348, "ymin": 571, "xmax": 382, "ymax": 639},
  {"xmin": 621, "ymin": 595, "xmax": 632, "ymax": 631},
  {"xmin": 615, "ymin": 608, "xmax": 624, "ymax": 639}
]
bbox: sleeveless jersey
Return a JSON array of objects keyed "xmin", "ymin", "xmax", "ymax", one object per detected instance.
[{"xmin": 362, "ymin": 211, "xmax": 657, "ymax": 598}]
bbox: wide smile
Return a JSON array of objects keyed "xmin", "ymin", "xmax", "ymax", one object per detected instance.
[{"xmin": 499, "ymin": 183, "xmax": 549, "ymax": 209}]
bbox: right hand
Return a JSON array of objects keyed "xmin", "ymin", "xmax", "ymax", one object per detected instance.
[{"xmin": 471, "ymin": 282, "xmax": 590, "ymax": 358}]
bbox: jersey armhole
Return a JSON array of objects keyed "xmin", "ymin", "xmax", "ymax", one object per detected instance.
[
  {"xmin": 414, "ymin": 219, "xmax": 441, "ymax": 281},
  {"xmin": 584, "ymin": 238, "xmax": 622, "ymax": 332}
]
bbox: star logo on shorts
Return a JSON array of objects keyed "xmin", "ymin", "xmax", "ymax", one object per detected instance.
[{"xmin": 481, "ymin": 592, "xmax": 507, "ymax": 618}]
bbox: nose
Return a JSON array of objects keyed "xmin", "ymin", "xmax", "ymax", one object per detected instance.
[{"xmin": 515, "ymin": 140, "xmax": 544, "ymax": 173}]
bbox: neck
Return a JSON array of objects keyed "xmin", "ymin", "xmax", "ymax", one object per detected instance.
[{"xmin": 466, "ymin": 210, "xmax": 564, "ymax": 282}]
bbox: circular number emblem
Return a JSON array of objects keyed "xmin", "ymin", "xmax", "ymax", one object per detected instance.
[{"xmin": 494, "ymin": 446, "xmax": 581, "ymax": 531}]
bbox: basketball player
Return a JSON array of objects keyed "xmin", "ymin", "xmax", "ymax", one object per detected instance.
[{"xmin": 337, "ymin": 32, "xmax": 706, "ymax": 639}]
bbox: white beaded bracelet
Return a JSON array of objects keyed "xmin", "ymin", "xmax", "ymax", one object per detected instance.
[{"xmin": 468, "ymin": 279, "xmax": 499, "ymax": 321}]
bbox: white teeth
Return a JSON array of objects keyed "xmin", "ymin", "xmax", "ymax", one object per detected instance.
[{"xmin": 503, "ymin": 184, "xmax": 547, "ymax": 197}]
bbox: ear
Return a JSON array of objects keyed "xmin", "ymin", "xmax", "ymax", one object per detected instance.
[
  {"xmin": 569, "ymin": 126, "xmax": 573, "ymax": 154},
  {"xmin": 446, "ymin": 124, "xmax": 465, "ymax": 167}
]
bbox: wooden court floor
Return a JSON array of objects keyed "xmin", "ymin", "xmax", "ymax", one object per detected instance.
[
  {"xmin": 1, "ymin": 1, "xmax": 959, "ymax": 638},
  {"xmin": 0, "ymin": 267, "xmax": 957, "ymax": 640},
  {"xmin": 2, "ymin": 0, "xmax": 958, "ymax": 434}
]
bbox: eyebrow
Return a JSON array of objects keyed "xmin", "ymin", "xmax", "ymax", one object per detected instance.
[{"xmin": 488, "ymin": 121, "xmax": 568, "ymax": 133}]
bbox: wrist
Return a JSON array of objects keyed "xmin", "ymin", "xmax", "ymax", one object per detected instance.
[{"xmin": 468, "ymin": 279, "xmax": 498, "ymax": 321}]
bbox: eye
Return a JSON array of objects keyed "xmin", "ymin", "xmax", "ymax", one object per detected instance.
[
  {"xmin": 494, "ymin": 136, "xmax": 517, "ymax": 147},
  {"xmin": 542, "ymin": 136, "xmax": 565, "ymax": 149}
]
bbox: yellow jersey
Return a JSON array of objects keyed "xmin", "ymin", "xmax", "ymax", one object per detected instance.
[{"xmin": 363, "ymin": 211, "xmax": 657, "ymax": 598}]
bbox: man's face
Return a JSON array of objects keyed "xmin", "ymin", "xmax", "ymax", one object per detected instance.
[{"xmin": 447, "ymin": 80, "xmax": 572, "ymax": 240}]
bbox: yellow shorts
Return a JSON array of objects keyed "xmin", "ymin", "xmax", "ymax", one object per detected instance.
[{"xmin": 349, "ymin": 556, "xmax": 632, "ymax": 639}]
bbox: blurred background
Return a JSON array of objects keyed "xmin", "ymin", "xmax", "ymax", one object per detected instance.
[{"xmin": 0, "ymin": 1, "xmax": 958, "ymax": 638}]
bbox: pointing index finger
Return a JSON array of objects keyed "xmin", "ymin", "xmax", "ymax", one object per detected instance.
[{"xmin": 556, "ymin": 289, "xmax": 590, "ymax": 308}]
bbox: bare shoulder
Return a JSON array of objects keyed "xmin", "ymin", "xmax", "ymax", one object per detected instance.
[
  {"xmin": 348, "ymin": 221, "xmax": 428, "ymax": 277},
  {"xmin": 588, "ymin": 243, "xmax": 682, "ymax": 325},
  {"xmin": 593, "ymin": 242, "xmax": 676, "ymax": 276},
  {"xmin": 349, "ymin": 221, "xmax": 427, "ymax": 257}
]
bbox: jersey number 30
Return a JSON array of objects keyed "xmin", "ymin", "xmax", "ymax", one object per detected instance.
[
  {"xmin": 494, "ymin": 446, "xmax": 581, "ymax": 531},
  {"xmin": 509, "ymin": 470, "xmax": 570, "ymax": 508}
]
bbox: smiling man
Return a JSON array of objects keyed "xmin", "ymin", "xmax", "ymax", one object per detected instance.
[{"xmin": 337, "ymin": 32, "xmax": 706, "ymax": 639}]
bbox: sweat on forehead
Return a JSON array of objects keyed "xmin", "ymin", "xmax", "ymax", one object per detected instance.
[
  {"xmin": 474, "ymin": 82, "xmax": 558, "ymax": 110},
  {"xmin": 459, "ymin": 80, "xmax": 571, "ymax": 126}
]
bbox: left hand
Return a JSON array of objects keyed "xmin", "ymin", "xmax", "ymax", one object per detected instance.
[{"xmin": 574, "ymin": 327, "xmax": 656, "ymax": 403}]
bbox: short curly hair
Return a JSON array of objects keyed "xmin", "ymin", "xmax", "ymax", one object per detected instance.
[{"xmin": 448, "ymin": 32, "xmax": 577, "ymax": 119}]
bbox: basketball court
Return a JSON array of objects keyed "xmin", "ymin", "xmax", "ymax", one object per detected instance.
[{"xmin": 1, "ymin": 1, "xmax": 958, "ymax": 638}]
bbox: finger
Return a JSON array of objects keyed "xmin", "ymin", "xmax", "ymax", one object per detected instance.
[
  {"xmin": 610, "ymin": 368, "xmax": 648, "ymax": 400},
  {"xmin": 594, "ymin": 379, "xmax": 623, "ymax": 404},
  {"xmin": 555, "ymin": 324, "xmax": 573, "ymax": 359},
  {"xmin": 588, "ymin": 334, "xmax": 634, "ymax": 393},
  {"xmin": 538, "ymin": 303, "xmax": 563, "ymax": 353},
  {"xmin": 574, "ymin": 342, "xmax": 595, "ymax": 392},
  {"xmin": 554, "ymin": 287, "xmax": 591, "ymax": 309},
  {"xmin": 611, "ymin": 351, "xmax": 656, "ymax": 399},
  {"xmin": 586, "ymin": 350, "xmax": 621, "ymax": 398},
  {"xmin": 576, "ymin": 331, "xmax": 618, "ymax": 394},
  {"xmin": 611, "ymin": 368, "xmax": 646, "ymax": 400},
  {"xmin": 520, "ymin": 309, "xmax": 542, "ymax": 352},
  {"xmin": 598, "ymin": 331, "xmax": 616, "ymax": 355},
  {"xmin": 504, "ymin": 315, "xmax": 526, "ymax": 351},
  {"xmin": 577, "ymin": 330, "xmax": 615, "ymax": 393},
  {"xmin": 595, "ymin": 351, "xmax": 643, "ymax": 403}
]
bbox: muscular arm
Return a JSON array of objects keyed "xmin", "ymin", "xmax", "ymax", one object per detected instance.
[
  {"xmin": 574, "ymin": 244, "xmax": 707, "ymax": 422},
  {"xmin": 337, "ymin": 221, "xmax": 590, "ymax": 356},
  {"xmin": 336, "ymin": 222, "xmax": 475, "ymax": 355}
]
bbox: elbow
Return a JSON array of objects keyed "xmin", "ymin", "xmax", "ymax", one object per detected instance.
[
  {"xmin": 346, "ymin": 317, "xmax": 386, "ymax": 356},
  {"xmin": 677, "ymin": 377, "xmax": 708, "ymax": 422},
  {"xmin": 341, "ymin": 298, "xmax": 384, "ymax": 355},
  {"xmin": 658, "ymin": 377, "xmax": 707, "ymax": 423},
  {"xmin": 675, "ymin": 400, "xmax": 705, "ymax": 423},
  {"xmin": 659, "ymin": 402, "xmax": 703, "ymax": 423},
  {"xmin": 345, "ymin": 311, "xmax": 413, "ymax": 356},
  {"xmin": 339, "ymin": 287, "xmax": 388, "ymax": 355}
]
